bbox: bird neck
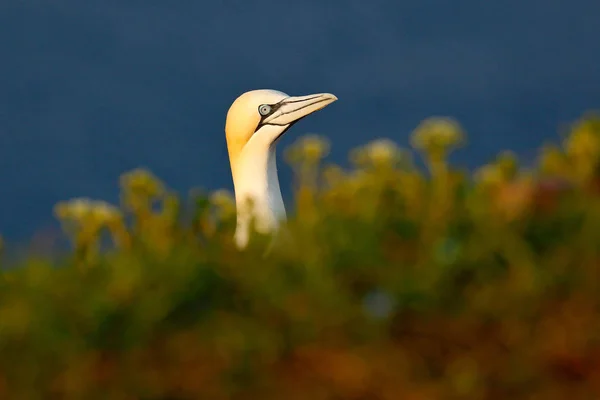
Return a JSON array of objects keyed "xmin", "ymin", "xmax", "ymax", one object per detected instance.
[{"xmin": 231, "ymin": 143, "xmax": 286, "ymax": 248}]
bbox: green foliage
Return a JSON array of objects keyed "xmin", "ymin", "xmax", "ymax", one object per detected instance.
[{"xmin": 2, "ymin": 114, "xmax": 600, "ymax": 399}]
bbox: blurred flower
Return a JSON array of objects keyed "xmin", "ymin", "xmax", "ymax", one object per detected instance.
[
  {"xmin": 54, "ymin": 198, "xmax": 120, "ymax": 225},
  {"xmin": 90, "ymin": 200, "xmax": 121, "ymax": 224},
  {"xmin": 351, "ymin": 138, "xmax": 412, "ymax": 169},
  {"xmin": 120, "ymin": 168, "xmax": 165, "ymax": 198},
  {"xmin": 54, "ymin": 197, "xmax": 93, "ymax": 220},
  {"xmin": 473, "ymin": 164, "xmax": 504, "ymax": 187},
  {"xmin": 496, "ymin": 151, "xmax": 518, "ymax": 179},
  {"xmin": 494, "ymin": 177, "xmax": 535, "ymax": 222},
  {"xmin": 53, "ymin": 197, "xmax": 126, "ymax": 255},
  {"xmin": 285, "ymin": 135, "xmax": 330, "ymax": 165},
  {"xmin": 322, "ymin": 165, "xmax": 346, "ymax": 186},
  {"xmin": 302, "ymin": 135, "xmax": 330, "ymax": 161},
  {"xmin": 474, "ymin": 152, "xmax": 521, "ymax": 189},
  {"xmin": 563, "ymin": 115, "xmax": 600, "ymax": 183},
  {"xmin": 210, "ymin": 189, "xmax": 235, "ymax": 207},
  {"xmin": 564, "ymin": 117, "xmax": 600, "ymax": 160},
  {"xmin": 210, "ymin": 189, "xmax": 236, "ymax": 219},
  {"xmin": 410, "ymin": 117, "xmax": 465, "ymax": 154},
  {"xmin": 539, "ymin": 144, "xmax": 568, "ymax": 176}
]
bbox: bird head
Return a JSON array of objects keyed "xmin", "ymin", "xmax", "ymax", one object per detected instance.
[{"xmin": 225, "ymin": 89, "xmax": 337, "ymax": 175}]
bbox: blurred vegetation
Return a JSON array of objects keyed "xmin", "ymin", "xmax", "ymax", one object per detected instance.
[{"xmin": 2, "ymin": 114, "xmax": 600, "ymax": 399}]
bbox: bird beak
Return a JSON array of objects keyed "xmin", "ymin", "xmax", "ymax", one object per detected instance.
[{"xmin": 262, "ymin": 93, "xmax": 338, "ymax": 126}]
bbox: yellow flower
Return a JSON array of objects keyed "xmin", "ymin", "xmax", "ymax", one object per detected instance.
[
  {"xmin": 474, "ymin": 164, "xmax": 504, "ymax": 187},
  {"xmin": 496, "ymin": 151, "xmax": 518, "ymax": 179},
  {"xmin": 303, "ymin": 135, "xmax": 330, "ymax": 160},
  {"xmin": 410, "ymin": 117, "xmax": 465, "ymax": 153},
  {"xmin": 495, "ymin": 177, "xmax": 534, "ymax": 222},
  {"xmin": 322, "ymin": 165, "xmax": 345, "ymax": 186},
  {"xmin": 54, "ymin": 197, "xmax": 93, "ymax": 221},
  {"xmin": 120, "ymin": 168, "xmax": 165, "ymax": 198},
  {"xmin": 351, "ymin": 138, "xmax": 411, "ymax": 169},
  {"xmin": 210, "ymin": 189, "xmax": 236, "ymax": 218},
  {"xmin": 54, "ymin": 198, "xmax": 120, "ymax": 225},
  {"xmin": 563, "ymin": 115, "xmax": 600, "ymax": 183},
  {"xmin": 210, "ymin": 189, "xmax": 234, "ymax": 206},
  {"xmin": 90, "ymin": 200, "xmax": 121, "ymax": 224},
  {"xmin": 565, "ymin": 117, "xmax": 600, "ymax": 159},
  {"xmin": 285, "ymin": 135, "xmax": 330, "ymax": 165},
  {"xmin": 539, "ymin": 144, "xmax": 567, "ymax": 176}
]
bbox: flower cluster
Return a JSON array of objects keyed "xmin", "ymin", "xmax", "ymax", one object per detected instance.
[{"xmin": 0, "ymin": 113, "xmax": 599, "ymax": 399}]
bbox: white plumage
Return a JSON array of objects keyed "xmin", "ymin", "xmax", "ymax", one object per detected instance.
[{"xmin": 224, "ymin": 89, "xmax": 337, "ymax": 248}]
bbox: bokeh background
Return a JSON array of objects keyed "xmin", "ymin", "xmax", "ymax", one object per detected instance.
[{"xmin": 1, "ymin": 0, "xmax": 599, "ymax": 242}]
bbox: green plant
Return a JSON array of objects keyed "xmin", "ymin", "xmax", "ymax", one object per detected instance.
[{"xmin": 1, "ymin": 114, "xmax": 600, "ymax": 399}]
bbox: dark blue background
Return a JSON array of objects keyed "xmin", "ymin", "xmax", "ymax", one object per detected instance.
[{"xmin": 1, "ymin": 1, "xmax": 599, "ymax": 242}]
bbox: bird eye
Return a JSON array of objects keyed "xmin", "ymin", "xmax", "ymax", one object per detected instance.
[{"xmin": 258, "ymin": 104, "xmax": 271, "ymax": 116}]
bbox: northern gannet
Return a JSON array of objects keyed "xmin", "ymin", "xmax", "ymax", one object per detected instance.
[{"xmin": 225, "ymin": 89, "xmax": 337, "ymax": 248}]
